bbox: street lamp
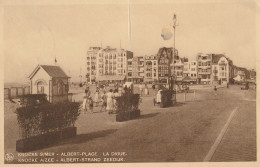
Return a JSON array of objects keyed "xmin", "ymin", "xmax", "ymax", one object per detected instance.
[
  {"xmin": 169, "ymin": 14, "xmax": 177, "ymax": 91},
  {"xmin": 171, "ymin": 14, "xmax": 177, "ymax": 103}
]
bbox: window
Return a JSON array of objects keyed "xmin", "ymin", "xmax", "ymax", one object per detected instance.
[
  {"xmin": 57, "ymin": 82, "xmax": 63, "ymax": 95},
  {"xmin": 37, "ymin": 81, "xmax": 45, "ymax": 94}
]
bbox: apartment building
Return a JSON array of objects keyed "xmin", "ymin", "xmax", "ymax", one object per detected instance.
[
  {"xmin": 86, "ymin": 47, "xmax": 102, "ymax": 82},
  {"xmin": 157, "ymin": 47, "xmax": 175, "ymax": 83},
  {"xmin": 211, "ymin": 54, "xmax": 229, "ymax": 85},
  {"xmin": 86, "ymin": 46, "xmax": 133, "ymax": 83},
  {"xmin": 197, "ymin": 53, "xmax": 212, "ymax": 84},
  {"xmin": 144, "ymin": 55, "xmax": 158, "ymax": 83},
  {"xmin": 127, "ymin": 56, "xmax": 144, "ymax": 83}
]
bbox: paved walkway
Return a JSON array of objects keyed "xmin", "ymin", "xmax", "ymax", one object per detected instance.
[{"xmin": 4, "ymin": 85, "xmax": 256, "ymax": 163}]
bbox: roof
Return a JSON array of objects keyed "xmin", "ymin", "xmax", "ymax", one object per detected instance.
[
  {"xmin": 29, "ymin": 65, "xmax": 70, "ymax": 79},
  {"xmin": 212, "ymin": 54, "xmax": 225, "ymax": 64},
  {"xmin": 96, "ymin": 75, "xmax": 125, "ymax": 81}
]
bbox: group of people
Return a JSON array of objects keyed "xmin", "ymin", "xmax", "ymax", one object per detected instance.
[
  {"xmin": 139, "ymin": 84, "xmax": 149, "ymax": 96},
  {"xmin": 82, "ymin": 86, "xmax": 124, "ymax": 114}
]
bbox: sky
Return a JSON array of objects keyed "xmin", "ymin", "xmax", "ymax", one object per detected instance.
[{"xmin": 3, "ymin": 0, "xmax": 257, "ymax": 83}]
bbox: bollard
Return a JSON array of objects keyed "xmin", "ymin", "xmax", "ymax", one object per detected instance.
[
  {"xmin": 193, "ymin": 90, "xmax": 196, "ymax": 101},
  {"xmin": 184, "ymin": 92, "xmax": 186, "ymax": 102}
]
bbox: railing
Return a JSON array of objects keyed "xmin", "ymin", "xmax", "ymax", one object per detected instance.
[{"xmin": 4, "ymin": 87, "xmax": 30, "ymax": 99}]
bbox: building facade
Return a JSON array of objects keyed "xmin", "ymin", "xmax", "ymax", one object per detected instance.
[
  {"xmin": 86, "ymin": 47, "xmax": 102, "ymax": 82},
  {"xmin": 127, "ymin": 56, "xmax": 144, "ymax": 83},
  {"xmin": 86, "ymin": 46, "xmax": 133, "ymax": 83},
  {"xmin": 29, "ymin": 65, "xmax": 71, "ymax": 103},
  {"xmin": 211, "ymin": 55, "xmax": 230, "ymax": 85},
  {"xmin": 197, "ymin": 53, "xmax": 212, "ymax": 84},
  {"xmin": 144, "ymin": 55, "xmax": 158, "ymax": 83},
  {"xmin": 197, "ymin": 53, "xmax": 230, "ymax": 85},
  {"xmin": 157, "ymin": 47, "xmax": 175, "ymax": 83}
]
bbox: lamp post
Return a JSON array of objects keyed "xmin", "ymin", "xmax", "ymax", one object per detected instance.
[{"xmin": 172, "ymin": 14, "xmax": 177, "ymax": 102}]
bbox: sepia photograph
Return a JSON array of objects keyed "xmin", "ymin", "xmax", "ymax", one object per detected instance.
[{"xmin": 2, "ymin": 0, "xmax": 258, "ymax": 165}]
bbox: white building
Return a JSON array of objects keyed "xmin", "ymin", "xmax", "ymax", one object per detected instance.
[
  {"xmin": 144, "ymin": 55, "xmax": 158, "ymax": 83},
  {"xmin": 95, "ymin": 46, "xmax": 133, "ymax": 83},
  {"xmin": 28, "ymin": 65, "xmax": 71, "ymax": 103},
  {"xmin": 211, "ymin": 55, "xmax": 229, "ymax": 85},
  {"xmin": 127, "ymin": 56, "xmax": 144, "ymax": 83},
  {"xmin": 86, "ymin": 47, "xmax": 102, "ymax": 82}
]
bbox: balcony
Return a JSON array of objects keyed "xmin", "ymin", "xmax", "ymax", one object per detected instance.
[
  {"xmin": 198, "ymin": 71, "xmax": 211, "ymax": 74},
  {"xmin": 198, "ymin": 66, "xmax": 211, "ymax": 69}
]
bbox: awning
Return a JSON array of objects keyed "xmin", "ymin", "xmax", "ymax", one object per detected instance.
[
  {"xmin": 96, "ymin": 75, "xmax": 125, "ymax": 81},
  {"xmin": 182, "ymin": 76, "xmax": 197, "ymax": 82}
]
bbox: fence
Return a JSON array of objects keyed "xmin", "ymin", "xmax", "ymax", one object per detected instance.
[{"xmin": 4, "ymin": 87, "xmax": 30, "ymax": 99}]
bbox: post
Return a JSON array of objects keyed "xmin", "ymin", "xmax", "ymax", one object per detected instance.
[
  {"xmin": 184, "ymin": 92, "xmax": 186, "ymax": 102},
  {"xmin": 193, "ymin": 89, "xmax": 196, "ymax": 101}
]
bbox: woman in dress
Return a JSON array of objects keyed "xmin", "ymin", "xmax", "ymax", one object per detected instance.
[
  {"xmin": 99, "ymin": 90, "xmax": 106, "ymax": 112},
  {"xmin": 156, "ymin": 89, "xmax": 162, "ymax": 104},
  {"xmin": 106, "ymin": 89, "xmax": 114, "ymax": 114},
  {"xmin": 82, "ymin": 86, "xmax": 90, "ymax": 113},
  {"xmin": 113, "ymin": 89, "xmax": 119, "ymax": 113},
  {"xmin": 144, "ymin": 84, "xmax": 149, "ymax": 96},
  {"xmin": 94, "ymin": 90, "xmax": 99, "ymax": 106}
]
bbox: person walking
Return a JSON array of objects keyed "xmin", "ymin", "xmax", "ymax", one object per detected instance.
[
  {"xmin": 113, "ymin": 89, "xmax": 119, "ymax": 113},
  {"xmin": 144, "ymin": 84, "xmax": 149, "ymax": 96},
  {"xmin": 139, "ymin": 83, "xmax": 143, "ymax": 96},
  {"xmin": 156, "ymin": 88, "xmax": 162, "ymax": 104},
  {"xmin": 88, "ymin": 97, "xmax": 94, "ymax": 113},
  {"xmin": 99, "ymin": 90, "xmax": 107, "ymax": 112},
  {"xmin": 106, "ymin": 89, "xmax": 114, "ymax": 114},
  {"xmin": 118, "ymin": 86, "xmax": 123, "ymax": 96},
  {"xmin": 94, "ymin": 90, "xmax": 100, "ymax": 106},
  {"xmin": 82, "ymin": 86, "xmax": 91, "ymax": 113}
]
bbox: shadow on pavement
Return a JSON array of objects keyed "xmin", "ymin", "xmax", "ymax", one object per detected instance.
[
  {"xmin": 57, "ymin": 129, "xmax": 118, "ymax": 146},
  {"xmin": 172, "ymin": 102, "xmax": 186, "ymax": 107},
  {"xmin": 138, "ymin": 113, "xmax": 159, "ymax": 120}
]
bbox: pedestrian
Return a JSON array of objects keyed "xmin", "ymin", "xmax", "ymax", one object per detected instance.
[
  {"xmin": 88, "ymin": 97, "xmax": 94, "ymax": 113},
  {"xmin": 144, "ymin": 84, "xmax": 149, "ymax": 96},
  {"xmin": 94, "ymin": 90, "xmax": 99, "ymax": 106},
  {"xmin": 118, "ymin": 86, "xmax": 123, "ymax": 96},
  {"xmin": 106, "ymin": 89, "xmax": 114, "ymax": 114},
  {"xmin": 156, "ymin": 88, "xmax": 162, "ymax": 104},
  {"xmin": 99, "ymin": 90, "xmax": 107, "ymax": 112},
  {"xmin": 139, "ymin": 83, "xmax": 143, "ymax": 96},
  {"xmin": 124, "ymin": 85, "xmax": 128, "ymax": 94},
  {"xmin": 214, "ymin": 86, "xmax": 217, "ymax": 91},
  {"xmin": 214, "ymin": 86, "xmax": 217, "ymax": 96},
  {"xmin": 82, "ymin": 86, "xmax": 90, "ymax": 113},
  {"xmin": 113, "ymin": 89, "xmax": 119, "ymax": 113}
]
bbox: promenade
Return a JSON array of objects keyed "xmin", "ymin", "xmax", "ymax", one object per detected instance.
[{"xmin": 4, "ymin": 85, "xmax": 256, "ymax": 162}]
